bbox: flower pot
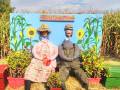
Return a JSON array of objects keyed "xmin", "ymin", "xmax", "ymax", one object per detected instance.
[
  {"xmin": 0, "ymin": 65, "xmax": 8, "ymax": 90},
  {"xmin": 50, "ymin": 88, "xmax": 62, "ymax": 90},
  {"xmin": 7, "ymin": 77, "xmax": 24, "ymax": 89},
  {"xmin": 88, "ymin": 78, "xmax": 101, "ymax": 85}
]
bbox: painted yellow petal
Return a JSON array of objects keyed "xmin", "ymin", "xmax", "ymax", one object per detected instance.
[
  {"xmin": 27, "ymin": 27, "xmax": 36, "ymax": 38},
  {"xmin": 19, "ymin": 32, "xmax": 23, "ymax": 37},
  {"xmin": 76, "ymin": 29, "xmax": 84, "ymax": 40}
]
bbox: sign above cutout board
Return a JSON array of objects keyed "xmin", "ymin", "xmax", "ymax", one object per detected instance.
[{"xmin": 40, "ymin": 15, "xmax": 75, "ymax": 22}]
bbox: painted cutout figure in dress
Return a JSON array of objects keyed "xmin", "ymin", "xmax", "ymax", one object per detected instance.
[{"xmin": 24, "ymin": 24, "xmax": 58, "ymax": 90}]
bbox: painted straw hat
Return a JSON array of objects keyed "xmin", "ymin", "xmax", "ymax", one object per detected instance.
[
  {"xmin": 64, "ymin": 24, "xmax": 73, "ymax": 31},
  {"xmin": 37, "ymin": 24, "xmax": 51, "ymax": 32}
]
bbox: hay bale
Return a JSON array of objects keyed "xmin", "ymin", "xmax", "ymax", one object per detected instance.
[
  {"xmin": 89, "ymin": 84, "xmax": 106, "ymax": 90},
  {"xmin": 6, "ymin": 83, "xmax": 45, "ymax": 90},
  {"xmin": 65, "ymin": 76, "xmax": 84, "ymax": 90},
  {"xmin": 5, "ymin": 77, "xmax": 106, "ymax": 90},
  {"xmin": 31, "ymin": 83, "xmax": 45, "ymax": 90},
  {"xmin": 0, "ymin": 59, "xmax": 8, "ymax": 65},
  {"xmin": 66, "ymin": 76, "xmax": 106, "ymax": 90},
  {"xmin": 30, "ymin": 76, "xmax": 84, "ymax": 90},
  {"xmin": 5, "ymin": 85, "xmax": 24, "ymax": 90},
  {"xmin": 5, "ymin": 77, "xmax": 84, "ymax": 90}
]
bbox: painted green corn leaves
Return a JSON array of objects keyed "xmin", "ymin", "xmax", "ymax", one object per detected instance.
[
  {"xmin": 77, "ymin": 17, "xmax": 102, "ymax": 54},
  {"xmin": 10, "ymin": 15, "xmax": 30, "ymax": 51},
  {"xmin": 10, "ymin": 15, "xmax": 38, "ymax": 51}
]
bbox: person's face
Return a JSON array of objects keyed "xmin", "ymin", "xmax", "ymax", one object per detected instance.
[
  {"xmin": 65, "ymin": 30, "xmax": 73, "ymax": 37},
  {"xmin": 40, "ymin": 31, "xmax": 49, "ymax": 37}
]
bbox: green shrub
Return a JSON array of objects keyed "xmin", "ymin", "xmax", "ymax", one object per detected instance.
[
  {"xmin": 81, "ymin": 46, "xmax": 109, "ymax": 78},
  {"xmin": 47, "ymin": 72, "xmax": 62, "ymax": 88},
  {"xmin": 6, "ymin": 50, "xmax": 32, "ymax": 78}
]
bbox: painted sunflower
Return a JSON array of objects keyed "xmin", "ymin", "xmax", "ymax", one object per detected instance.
[
  {"xmin": 27, "ymin": 27, "xmax": 36, "ymax": 38},
  {"xmin": 76, "ymin": 29, "xmax": 84, "ymax": 40},
  {"xmin": 19, "ymin": 31, "xmax": 23, "ymax": 37}
]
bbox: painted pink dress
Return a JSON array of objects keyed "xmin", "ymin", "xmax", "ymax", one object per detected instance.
[{"xmin": 24, "ymin": 39, "xmax": 58, "ymax": 82}]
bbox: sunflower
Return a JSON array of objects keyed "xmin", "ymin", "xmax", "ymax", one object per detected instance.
[
  {"xmin": 76, "ymin": 29, "xmax": 84, "ymax": 40},
  {"xmin": 27, "ymin": 27, "xmax": 36, "ymax": 38}
]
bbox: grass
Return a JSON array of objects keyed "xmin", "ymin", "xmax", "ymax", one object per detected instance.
[{"xmin": 104, "ymin": 56, "xmax": 120, "ymax": 67}]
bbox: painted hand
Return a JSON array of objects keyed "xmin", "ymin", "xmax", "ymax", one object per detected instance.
[{"xmin": 43, "ymin": 56, "xmax": 51, "ymax": 66}]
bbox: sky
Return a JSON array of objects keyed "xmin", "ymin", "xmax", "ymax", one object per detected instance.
[{"xmin": 10, "ymin": 0, "xmax": 120, "ymax": 12}]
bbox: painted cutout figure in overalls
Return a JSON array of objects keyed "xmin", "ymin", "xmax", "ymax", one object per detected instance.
[{"xmin": 58, "ymin": 24, "xmax": 88, "ymax": 90}]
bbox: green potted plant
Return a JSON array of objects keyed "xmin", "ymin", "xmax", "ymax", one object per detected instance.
[
  {"xmin": 6, "ymin": 50, "xmax": 32, "ymax": 89},
  {"xmin": 47, "ymin": 72, "xmax": 62, "ymax": 90},
  {"xmin": 81, "ymin": 46, "xmax": 109, "ymax": 85}
]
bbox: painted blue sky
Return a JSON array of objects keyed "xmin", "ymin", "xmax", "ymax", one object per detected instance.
[
  {"xmin": 10, "ymin": 13, "xmax": 103, "ymax": 51},
  {"xmin": 11, "ymin": 0, "xmax": 120, "ymax": 12}
]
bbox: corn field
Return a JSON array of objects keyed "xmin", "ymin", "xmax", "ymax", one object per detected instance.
[
  {"xmin": 0, "ymin": 0, "xmax": 13, "ymax": 59},
  {"xmin": 101, "ymin": 11, "xmax": 120, "ymax": 58}
]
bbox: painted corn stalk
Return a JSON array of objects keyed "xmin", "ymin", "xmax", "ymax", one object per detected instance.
[
  {"xmin": 77, "ymin": 17, "xmax": 102, "ymax": 54},
  {"xmin": 10, "ymin": 15, "xmax": 38, "ymax": 51},
  {"xmin": 10, "ymin": 15, "xmax": 31, "ymax": 51}
]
